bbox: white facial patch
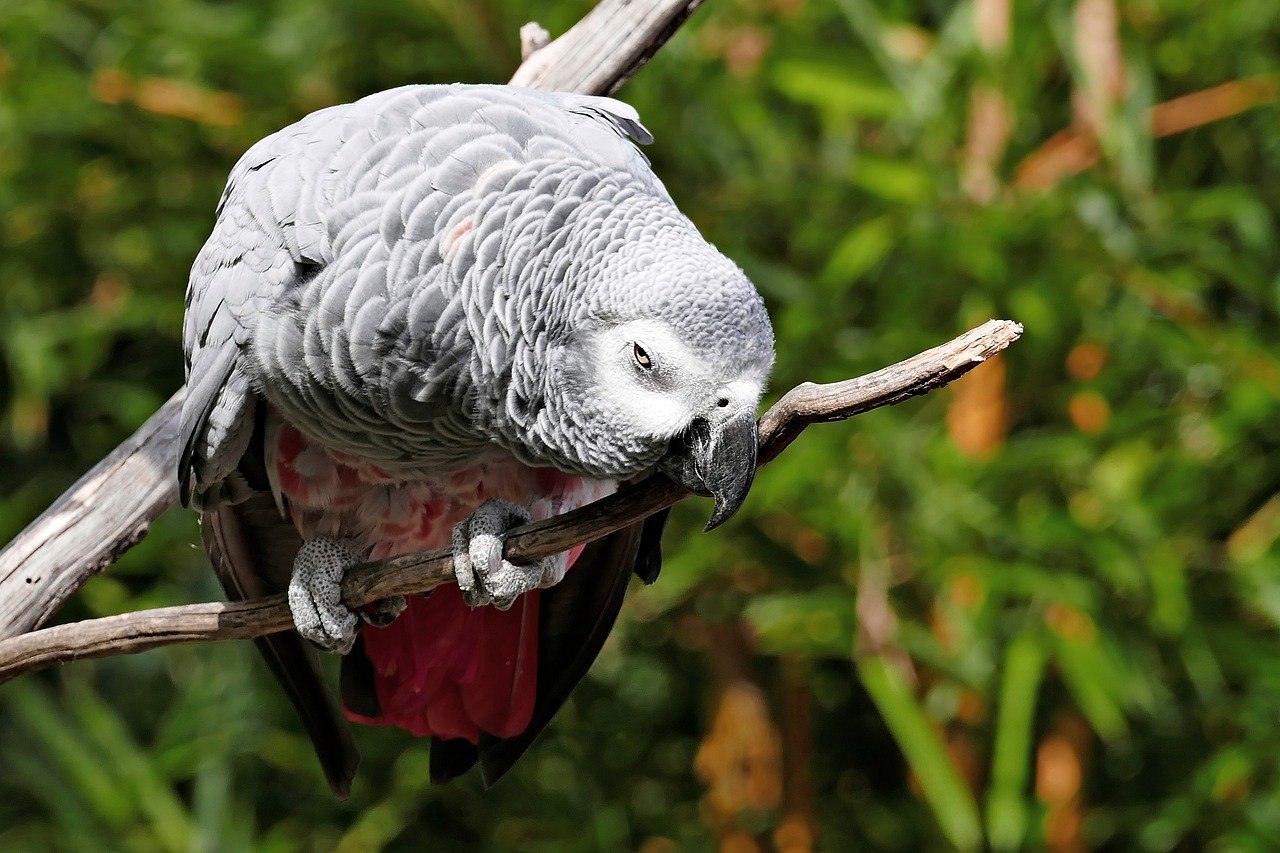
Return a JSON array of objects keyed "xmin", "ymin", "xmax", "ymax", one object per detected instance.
[
  {"xmin": 613, "ymin": 384, "xmax": 691, "ymax": 436},
  {"xmin": 589, "ymin": 319, "xmax": 762, "ymax": 441}
]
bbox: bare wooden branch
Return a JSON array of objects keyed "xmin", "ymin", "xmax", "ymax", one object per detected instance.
[
  {"xmin": 0, "ymin": 0, "xmax": 710, "ymax": 641},
  {"xmin": 0, "ymin": 320, "xmax": 1022, "ymax": 683},
  {"xmin": 508, "ymin": 0, "xmax": 705, "ymax": 95},
  {"xmin": 520, "ymin": 22, "xmax": 552, "ymax": 61},
  {"xmin": 757, "ymin": 319, "xmax": 1024, "ymax": 465},
  {"xmin": 0, "ymin": 391, "xmax": 184, "ymax": 639}
]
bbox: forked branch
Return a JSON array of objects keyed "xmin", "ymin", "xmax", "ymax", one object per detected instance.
[{"xmin": 0, "ymin": 320, "xmax": 1022, "ymax": 683}]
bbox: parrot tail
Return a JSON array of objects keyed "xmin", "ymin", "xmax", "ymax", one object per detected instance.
[
  {"xmin": 343, "ymin": 584, "xmax": 542, "ymax": 742},
  {"xmin": 339, "ymin": 510, "xmax": 669, "ymax": 787}
]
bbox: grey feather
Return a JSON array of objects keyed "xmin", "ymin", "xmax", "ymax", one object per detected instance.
[
  {"xmin": 180, "ymin": 83, "xmax": 774, "ymax": 790},
  {"xmin": 181, "ymin": 83, "xmax": 715, "ymax": 500}
]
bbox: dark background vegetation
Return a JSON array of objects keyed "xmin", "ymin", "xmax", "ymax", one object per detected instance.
[{"xmin": 1, "ymin": 0, "xmax": 1278, "ymax": 849}]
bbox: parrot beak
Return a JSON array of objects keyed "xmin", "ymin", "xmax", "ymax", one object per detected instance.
[{"xmin": 659, "ymin": 409, "xmax": 759, "ymax": 531}]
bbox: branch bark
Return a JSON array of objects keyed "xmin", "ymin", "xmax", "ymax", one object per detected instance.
[
  {"xmin": 508, "ymin": 0, "xmax": 705, "ymax": 95},
  {"xmin": 0, "ymin": 392, "xmax": 184, "ymax": 638},
  {"xmin": 0, "ymin": 0, "xmax": 709, "ymax": 641},
  {"xmin": 0, "ymin": 320, "xmax": 1022, "ymax": 683}
]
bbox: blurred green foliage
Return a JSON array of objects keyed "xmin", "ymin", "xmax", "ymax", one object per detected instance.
[{"xmin": 1, "ymin": 0, "xmax": 1279, "ymax": 849}]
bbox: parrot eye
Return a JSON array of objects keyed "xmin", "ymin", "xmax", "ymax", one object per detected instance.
[{"xmin": 632, "ymin": 342, "xmax": 654, "ymax": 371}]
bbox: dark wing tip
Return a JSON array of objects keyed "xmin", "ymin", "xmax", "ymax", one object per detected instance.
[
  {"xmin": 203, "ymin": 496, "xmax": 360, "ymax": 800},
  {"xmin": 634, "ymin": 507, "xmax": 671, "ymax": 585},
  {"xmin": 339, "ymin": 636, "xmax": 382, "ymax": 718},
  {"xmin": 474, "ymin": 522, "xmax": 647, "ymax": 786},
  {"xmin": 324, "ymin": 745, "xmax": 361, "ymax": 799},
  {"xmin": 430, "ymin": 737, "xmax": 480, "ymax": 784},
  {"xmin": 563, "ymin": 96, "xmax": 655, "ymax": 146}
]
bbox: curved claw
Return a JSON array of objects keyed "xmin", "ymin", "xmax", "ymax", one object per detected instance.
[
  {"xmin": 451, "ymin": 499, "xmax": 566, "ymax": 609},
  {"xmin": 360, "ymin": 595, "xmax": 407, "ymax": 627}
]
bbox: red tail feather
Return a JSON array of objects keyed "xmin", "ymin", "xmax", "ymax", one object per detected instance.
[{"xmin": 349, "ymin": 584, "xmax": 542, "ymax": 742}]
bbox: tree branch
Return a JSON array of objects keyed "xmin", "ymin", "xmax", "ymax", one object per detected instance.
[
  {"xmin": 508, "ymin": 0, "xmax": 705, "ymax": 95},
  {"xmin": 0, "ymin": 0, "xmax": 711, "ymax": 641},
  {"xmin": 0, "ymin": 392, "xmax": 184, "ymax": 639},
  {"xmin": 0, "ymin": 320, "xmax": 1022, "ymax": 683}
]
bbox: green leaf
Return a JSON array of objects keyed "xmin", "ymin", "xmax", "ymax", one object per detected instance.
[
  {"xmin": 743, "ymin": 589, "xmax": 856, "ymax": 657},
  {"xmin": 772, "ymin": 61, "xmax": 903, "ymax": 119},
  {"xmin": 820, "ymin": 215, "xmax": 895, "ymax": 289},
  {"xmin": 849, "ymin": 156, "xmax": 933, "ymax": 204},
  {"xmin": 65, "ymin": 679, "xmax": 196, "ymax": 852},
  {"xmin": 986, "ymin": 632, "xmax": 1048, "ymax": 851},
  {"xmin": 857, "ymin": 656, "xmax": 984, "ymax": 850},
  {"xmin": 1055, "ymin": 636, "xmax": 1129, "ymax": 742},
  {"xmin": 4, "ymin": 681, "xmax": 131, "ymax": 828}
]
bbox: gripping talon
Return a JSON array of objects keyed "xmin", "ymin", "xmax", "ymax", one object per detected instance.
[
  {"xmin": 360, "ymin": 595, "xmax": 407, "ymax": 627},
  {"xmin": 452, "ymin": 522, "xmax": 482, "ymax": 607},
  {"xmin": 288, "ymin": 538, "xmax": 362, "ymax": 654},
  {"xmin": 451, "ymin": 499, "xmax": 567, "ymax": 609}
]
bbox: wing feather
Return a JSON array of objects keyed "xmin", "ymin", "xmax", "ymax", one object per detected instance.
[
  {"xmin": 423, "ymin": 511, "xmax": 666, "ymax": 786},
  {"xmin": 202, "ymin": 497, "xmax": 361, "ymax": 797},
  {"xmin": 200, "ymin": 413, "xmax": 360, "ymax": 796}
]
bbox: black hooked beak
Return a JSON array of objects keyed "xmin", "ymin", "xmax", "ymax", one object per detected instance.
[{"xmin": 658, "ymin": 409, "xmax": 759, "ymax": 531}]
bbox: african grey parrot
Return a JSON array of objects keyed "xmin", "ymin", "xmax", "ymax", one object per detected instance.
[{"xmin": 179, "ymin": 84, "xmax": 775, "ymax": 795}]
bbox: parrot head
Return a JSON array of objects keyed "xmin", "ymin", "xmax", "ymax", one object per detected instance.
[
  {"xmin": 539, "ymin": 224, "xmax": 775, "ymax": 529},
  {"xmin": 577, "ymin": 313, "xmax": 770, "ymax": 530}
]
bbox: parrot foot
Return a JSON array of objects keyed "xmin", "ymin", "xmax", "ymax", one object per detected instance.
[
  {"xmin": 452, "ymin": 499, "xmax": 567, "ymax": 610},
  {"xmin": 288, "ymin": 538, "xmax": 365, "ymax": 654},
  {"xmin": 360, "ymin": 595, "xmax": 407, "ymax": 627}
]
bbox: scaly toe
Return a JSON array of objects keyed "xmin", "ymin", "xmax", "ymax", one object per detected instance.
[
  {"xmin": 289, "ymin": 538, "xmax": 361, "ymax": 654},
  {"xmin": 535, "ymin": 553, "xmax": 569, "ymax": 590},
  {"xmin": 485, "ymin": 559, "xmax": 543, "ymax": 610},
  {"xmin": 360, "ymin": 595, "xmax": 407, "ymax": 627},
  {"xmin": 452, "ymin": 521, "xmax": 487, "ymax": 607},
  {"xmin": 453, "ymin": 499, "xmax": 549, "ymax": 609}
]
